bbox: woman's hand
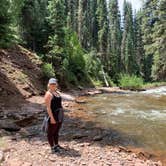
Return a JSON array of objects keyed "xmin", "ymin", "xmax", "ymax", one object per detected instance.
[{"xmin": 50, "ymin": 117, "xmax": 56, "ymax": 124}]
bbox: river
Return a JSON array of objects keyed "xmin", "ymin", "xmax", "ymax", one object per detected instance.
[{"xmin": 84, "ymin": 86, "xmax": 166, "ymax": 161}]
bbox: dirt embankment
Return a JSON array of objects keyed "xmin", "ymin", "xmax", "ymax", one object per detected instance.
[{"xmin": 0, "ymin": 45, "xmax": 45, "ymax": 109}]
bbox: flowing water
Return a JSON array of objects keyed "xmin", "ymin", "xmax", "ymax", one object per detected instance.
[{"xmin": 85, "ymin": 86, "xmax": 166, "ymax": 160}]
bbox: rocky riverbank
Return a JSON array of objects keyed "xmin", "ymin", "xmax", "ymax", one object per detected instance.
[{"xmin": 0, "ymin": 89, "xmax": 164, "ymax": 166}]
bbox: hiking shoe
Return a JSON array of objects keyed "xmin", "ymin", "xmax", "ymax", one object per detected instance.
[
  {"xmin": 50, "ymin": 146, "xmax": 60, "ymax": 153},
  {"xmin": 57, "ymin": 144, "xmax": 64, "ymax": 149},
  {"xmin": 53, "ymin": 145, "xmax": 60, "ymax": 152}
]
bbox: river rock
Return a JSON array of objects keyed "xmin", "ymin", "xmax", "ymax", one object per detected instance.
[
  {"xmin": 72, "ymin": 133, "xmax": 87, "ymax": 139},
  {"xmin": 6, "ymin": 112, "xmax": 23, "ymax": 120},
  {"xmin": 0, "ymin": 150, "xmax": 4, "ymax": 162},
  {"xmin": 0, "ymin": 129, "xmax": 11, "ymax": 136},
  {"xmin": 138, "ymin": 151, "xmax": 152, "ymax": 159},
  {"xmin": 0, "ymin": 120, "xmax": 20, "ymax": 131},
  {"xmin": 15, "ymin": 115, "xmax": 37, "ymax": 127},
  {"xmin": 18, "ymin": 128, "xmax": 30, "ymax": 137},
  {"xmin": 48, "ymin": 156, "xmax": 57, "ymax": 162},
  {"xmin": 75, "ymin": 100, "xmax": 87, "ymax": 104},
  {"xmin": 93, "ymin": 135, "xmax": 103, "ymax": 141}
]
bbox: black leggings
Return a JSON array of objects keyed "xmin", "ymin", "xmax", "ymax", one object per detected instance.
[{"xmin": 47, "ymin": 121, "xmax": 62, "ymax": 147}]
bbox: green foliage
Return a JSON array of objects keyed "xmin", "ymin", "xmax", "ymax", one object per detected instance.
[
  {"xmin": 91, "ymin": 79, "xmax": 104, "ymax": 87},
  {"xmin": 151, "ymin": 0, "xmax": 166, "ymax": 81},
  {"xmin": 1, "ymin": 0, "xmax": 164, "ymax": 86},
  {"xmin": 119, "ymin": 74, "xmax": 144, "ymax": 90},
  {"xmin": 96, "ymin": 0, "xmax": 109, "ymax": 67},
  {"xmin": 83, "ymin": 50, "xmax": 116, "ymax": 87},
  {"xmin": 84, "ymin": 50, "xmax": 102, "ymax": 79},
  {"xmin": 47, "ymin": 0, "xmax": 66, "ymax": 67},
  {"xmin": 77, "ymin": 0, "xmax": 91, "ymax": 50},
  {"xmin": 143, "ymin": 81, "xmax": 166, "ymax": 89},
  {"xmin": 141, "ymin": 0, "xmax": 162, "ymax": 81},
  {"xmin": 134, "ymin": 11, "xmax": 145, "ymax": 78},
  {"xmin": 108, "ymin": 0, "xmax": 122, "ymax": 77},
  {"xmin": 66, "ymin": 0, "xmax": 78, "ymax": 31},
  {"xmin": 0, "ymin": 0, "xmax": 13, "ymax": 47},
  {"xmin": 121, "ymin": 1, "xmax": 136, "ymax": 75},
  {"xmin": 20, "ymin": 0, "xmax": 50, "ymax": 52},
  {"xmin": 42, "ymin": 63, "xmax": 55, "ymax": 78},
  {"xmin": 90, "ymin": 0, "xmax": 98, "ymax": 48},
  {"xmin": 62, "ymin": 29, "xmax": 88, "ymax": 85},
  {"xmin": 107, "ymin": 78, "xmax": 116, "ymax": 87}
]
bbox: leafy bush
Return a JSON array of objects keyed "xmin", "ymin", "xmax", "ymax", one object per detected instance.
[
  {"xmin": 63, "ymin": 29, "xmax": 88, "ymax": 85},
  {"xmin": 42, "ymin": 63, "xmax": 55, "ymax": 78},
  {"xmin": 108, "ymin": 78, "xmax": 116, "ymax": 87},
  {"xmin": 91, "ymin": 79, "xmax": 104, "ymax": 87},
  {"xmin": 119, "ymin": 74, "xmax": 144, "ymax": 90},
  {"xmin": 83, "ymin": 50, "xmax": 117, "ymax": 87}
]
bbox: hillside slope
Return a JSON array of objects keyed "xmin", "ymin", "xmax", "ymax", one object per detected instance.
[{"xmin": 0, "ymin": 45, "xmax": 45, "ymax": 109}]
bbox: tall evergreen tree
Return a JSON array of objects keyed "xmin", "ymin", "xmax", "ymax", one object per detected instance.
[
  {"xmin": 78, "ymin": 0, "xmax": 91, "ymax": 50},
  {"xmin": 90, "ymin": 0, "xmax": 98, "ymax": 49},
  {"xmin": 0, "ymin": 0, "xmax": 13, "ymax": 47},
  {"xmin": 151, "ymin": 0, "xmax": 166, "ymax": 81},
  {"xmin": 133, "ymin": 11, "xmax": 146, "ymax": 77},
  {"xmin": 66, "ymin": 0, "xmax": 78, "ymax": 32},
  {"xmin": 96, "ymin": 0, "xmax": 109, "ymax": 70},
  {"xmin": 20, "ymin": 0, "xmax": 49, "ymax": 52},
  {"xmin": 108, "ymin": 0, "xmax": 122, "ymax": 78},
  {"xmin": 121, "ymin": 0, "xmax": 136, "ymax": 74},
  {"xmin": 141, "ymin": 0, "xmax": 158, "ymax": 81},
  {"xmin": 47, "ymin": 0, "xmax": 66, "ymax": 68}
]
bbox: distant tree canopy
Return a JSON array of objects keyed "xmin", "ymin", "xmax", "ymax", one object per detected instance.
[{"xmin": 0, "ymin": 0, "xmax": 165, "ymax": 85}]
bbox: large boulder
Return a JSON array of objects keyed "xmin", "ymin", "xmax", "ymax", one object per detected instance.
[{"xmin": 0, "ymin": 120, "xmax": 20, "ymax": 132}]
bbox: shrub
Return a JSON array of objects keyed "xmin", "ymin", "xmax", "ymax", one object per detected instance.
[
  {"xmin": 143, "ymin": 82, "xmax": 166, "ymax": 89},
  {"xmin": 91, "ymin": 79, "xmax": 104, "ymax": 87},
  {"xmin": 42, "ymin": 63, "xmax": 55, "ymax": 78},
  {"xmin": 119, "ymin": 74, "xmax": 144, "ymax": 90}
]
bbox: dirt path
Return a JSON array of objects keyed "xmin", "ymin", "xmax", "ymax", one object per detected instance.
[{"xmin": 0, "ymin": 94, "xmax": 163, "ymax": 166}]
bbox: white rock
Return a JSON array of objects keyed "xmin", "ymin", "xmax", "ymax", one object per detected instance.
[{"xmin": 0, "ymin": 150, "xmax": 4, "ymax": 162}]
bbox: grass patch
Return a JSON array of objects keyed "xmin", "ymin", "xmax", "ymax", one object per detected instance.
[
  {"xmin": 143, "ymin": 82, "xmax": 166, "ymax": 89},
  {"xmin": 119, "ymin": 74, "xmax": 144, "ymax": 90}
]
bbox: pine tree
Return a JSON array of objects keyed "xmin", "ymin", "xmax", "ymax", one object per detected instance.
[
  {"xmin": 134, "ymin": 11, "xmax": 145, "ymax": 77},
  {"xmin": 66, "ymin": 0, "xmax": 78, "ymax": 32},
  {"xmin": 141, "ymin": 0, "xmax": 158, "ymax": 81},
  {"xmin": 151, "ymin": 0, "xmax": 166, "ymax": 81},
  {"xmin": 121, "ymin": 0, "xmax": 136, "ymax": 74},
  {"xmin": 90, "ymin": 0, "xmax": 98, "ymax": 49},
  {"xmin": 108, "ymin": 0, "xmax": 122, "ymax": 78},
  {"xmin": 20, "ymin": 0, "xmax": 49, "ymax": 52},
  {"xmin": 0, "ymin": 0, "xmax": 13, "ymax": 47},
  {"xmin": 47, "ymin": 0, "xmax": 66, "ymax": 68},
  {"xmin": 96, "ymin": 0, "xmax": 109, "ymax": 70},
  {"xmin": 78, "ymin": 0, "xmax": 91, "ymax": 50}
]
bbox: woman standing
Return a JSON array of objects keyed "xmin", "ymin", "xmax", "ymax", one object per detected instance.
[{"xmin": 44, "ymin": 78, "xmax": 75, "ymax": 153}]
